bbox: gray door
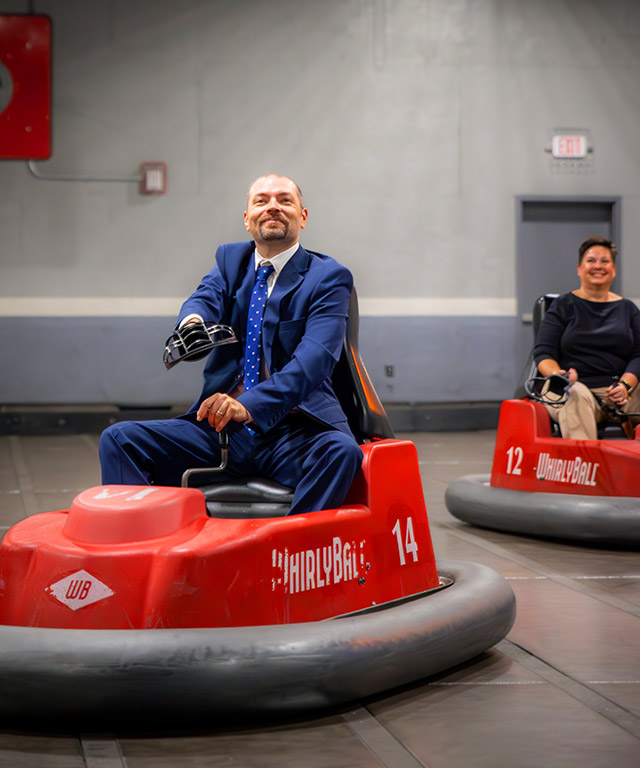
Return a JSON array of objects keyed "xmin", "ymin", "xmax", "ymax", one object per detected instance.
[{"xmin": 514, "ymin": 196, "xmax": 621, "ymax": 385}]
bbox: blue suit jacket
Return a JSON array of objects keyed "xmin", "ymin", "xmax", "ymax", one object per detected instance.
[{"xmin": 178, "ymin": 241, "xmax": 354, "ymax": 436}]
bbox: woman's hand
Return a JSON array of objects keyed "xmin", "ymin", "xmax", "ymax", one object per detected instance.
[
  {"xmin": 538, "ymin": 359, "xmax": 578, "ymax": 384},
  {"xmin": 565, "ymin": 367, "xmax": 578, "ymax": 384},
  {"xmin": 606, "ymin": 382, "xmax": 629, "ymax": 407}
]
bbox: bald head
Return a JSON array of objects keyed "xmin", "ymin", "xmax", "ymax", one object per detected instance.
[{"xmin": 247, "ymin": 175, "xmax": 304, "ymax": 209}]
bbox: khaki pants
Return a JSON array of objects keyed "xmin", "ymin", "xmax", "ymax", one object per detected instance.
[{"xmin": 545, "ymin": 381, "xmax": 640, "ymax": 440}]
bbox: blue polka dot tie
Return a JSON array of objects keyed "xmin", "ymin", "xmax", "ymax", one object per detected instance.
[{"xmin": 244, "ymin": 262, "xmax": 274, "ymax": 391}]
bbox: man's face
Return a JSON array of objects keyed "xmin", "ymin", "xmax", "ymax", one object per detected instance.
[{"xmin": 244, "ymin": 175, "xmax": 308, "ymax": 250}]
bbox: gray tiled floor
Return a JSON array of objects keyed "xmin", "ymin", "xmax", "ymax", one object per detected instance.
[{"xmin": 1, "ymin": 430, "xmax": 639, "ymax": 767}]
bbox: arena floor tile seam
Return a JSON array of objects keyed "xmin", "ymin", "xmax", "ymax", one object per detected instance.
[
  {"xmin": 78, "ymin": 433, "xmax": 101, "ymax": 459},
  {"xmin": 425, "ymin": 679, "xmax": 547, "ymax": 686},
  {"xmin": 497, "ymin": 640, "xmax": 640, "ymax": 741},
  {"xmin": 341, "ymin": 707, "xmax": 430, "ymax": 768},
  {"xmin": 7, "ymin": 436, "xmax": 38, "ymax": 518},
  {"xmin": 584, "ymin": 680, "xmax": 640, "ymax": 684},
  {"xmin": 80, "ymin": 736, "xmax": 127, "ymax": 768},
  {"xmin": 10, "ymin": 487, "xmax": 97, "ymax": 496},
  {"xmin": 439, "ymin": 523, "xmax": 640, "ymax": 618}
]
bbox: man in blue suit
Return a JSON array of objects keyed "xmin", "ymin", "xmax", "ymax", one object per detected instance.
[{"xmin": 99, "ymin": 174, "xmax": 363, "ymax": 515}]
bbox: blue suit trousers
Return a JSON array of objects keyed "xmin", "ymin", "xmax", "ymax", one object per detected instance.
[{"xmin": 99, "ymin": 413, "xmax": 362, "ymax": 516}]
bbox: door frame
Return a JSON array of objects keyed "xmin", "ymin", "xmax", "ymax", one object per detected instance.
[{"xmin": 516, "ymin": 195, "xmax": 622, "ymax": 322}]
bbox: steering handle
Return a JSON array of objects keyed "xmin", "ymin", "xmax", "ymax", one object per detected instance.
[{"xmin": 524, "ymin": 372, "xmax": 572, "ymax": 405}]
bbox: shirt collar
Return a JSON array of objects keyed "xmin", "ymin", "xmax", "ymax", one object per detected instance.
[{"xmin": 253, "ymin": 242, "xmax": 299, "ymax": 276}]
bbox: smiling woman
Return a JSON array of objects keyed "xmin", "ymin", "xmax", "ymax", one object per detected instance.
[{"xmin": 533, "ymin": 236, "xmax": 640, "ymax": 439}]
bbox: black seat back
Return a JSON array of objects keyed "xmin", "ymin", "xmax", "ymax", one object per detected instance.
[
  {"xmin": 331, "ymin": 288, "xmax": 395, "ymax": 443},
  {"xmin": 533, "ymin": 294, "xmax": 559, "ymax": 338},
  {"xmin": 515, "ymin": 294, "xmax": 560, "ymax": 397}
]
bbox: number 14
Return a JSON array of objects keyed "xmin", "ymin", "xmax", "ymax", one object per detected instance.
[{"xmin": 392, "ymin": 517, "xmax": 419, "ymax": 565}]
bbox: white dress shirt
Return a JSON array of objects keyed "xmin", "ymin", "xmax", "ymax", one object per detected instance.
[{"xmin": 179, "ymin": 242, "xmax": 299, "ymax": 327}]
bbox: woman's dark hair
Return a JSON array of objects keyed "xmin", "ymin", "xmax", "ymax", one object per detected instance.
[{"xmin": 578, "ymin": 236, "xmax": 617, "ymax": 264}]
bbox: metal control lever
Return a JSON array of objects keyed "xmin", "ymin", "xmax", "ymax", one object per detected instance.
[{"xmin": 181, "ymin": 428, "xmax": 229, "ymax": 487}]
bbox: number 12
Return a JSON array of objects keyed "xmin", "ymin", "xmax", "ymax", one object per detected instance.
[{"xmin": 506, "ymin": 445, "xmax": 523, "ymax": 475}]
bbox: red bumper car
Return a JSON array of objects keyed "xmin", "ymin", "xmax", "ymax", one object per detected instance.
[
  {"xmin": 0, "ymin": 293, "xmax": 515, "ymax": 731},
  {"xmin": 446, "ymin": 296, "xmax": 640, "ymax": 548},
  {"xmin": 446, "ymin": 395, "xmax": 640, "ymax": 547}
]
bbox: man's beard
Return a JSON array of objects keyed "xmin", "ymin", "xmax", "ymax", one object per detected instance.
[{"xmin": 259, "ymin": 220, "xmax": 288, "ymax": 240}]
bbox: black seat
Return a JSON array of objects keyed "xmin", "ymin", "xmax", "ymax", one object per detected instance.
[
  {"xmin": 202, "ymin": 288, "xmax": 395, "ymax": 517},
  {"xmin": 514, "ymin": 294, "xmax": 558, "ymax": 398},
  {"xmin": 532, "ymin": 294, "xmax": 559, "ymax": 338},
  {"xmin": 328, "ymin": 288, "xmax": 395, "ymax": 443}
]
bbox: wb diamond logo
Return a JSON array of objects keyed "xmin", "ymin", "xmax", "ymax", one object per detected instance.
[{"xmin": 46, "ymin": 569, "xmax": 114, "ymax": 611}]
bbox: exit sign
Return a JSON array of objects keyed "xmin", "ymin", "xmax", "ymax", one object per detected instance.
[{"xmin": 551, "ymin": 134, "xmax": 588, "ymax": 159}]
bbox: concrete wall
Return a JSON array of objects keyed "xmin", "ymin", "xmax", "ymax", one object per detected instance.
[{"xmin": 1, "ymin": 0, "xmax": 639, "ymax": 406}]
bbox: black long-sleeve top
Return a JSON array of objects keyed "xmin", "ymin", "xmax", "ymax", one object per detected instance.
[{"xmin": 533, "ymin": 293, "xmax": 640, "ymax": 388}]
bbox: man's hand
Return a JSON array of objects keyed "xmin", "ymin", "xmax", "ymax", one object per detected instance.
[{"xmin": 197, "ymin": 393, "xmax": 251, "ymax": 431}]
